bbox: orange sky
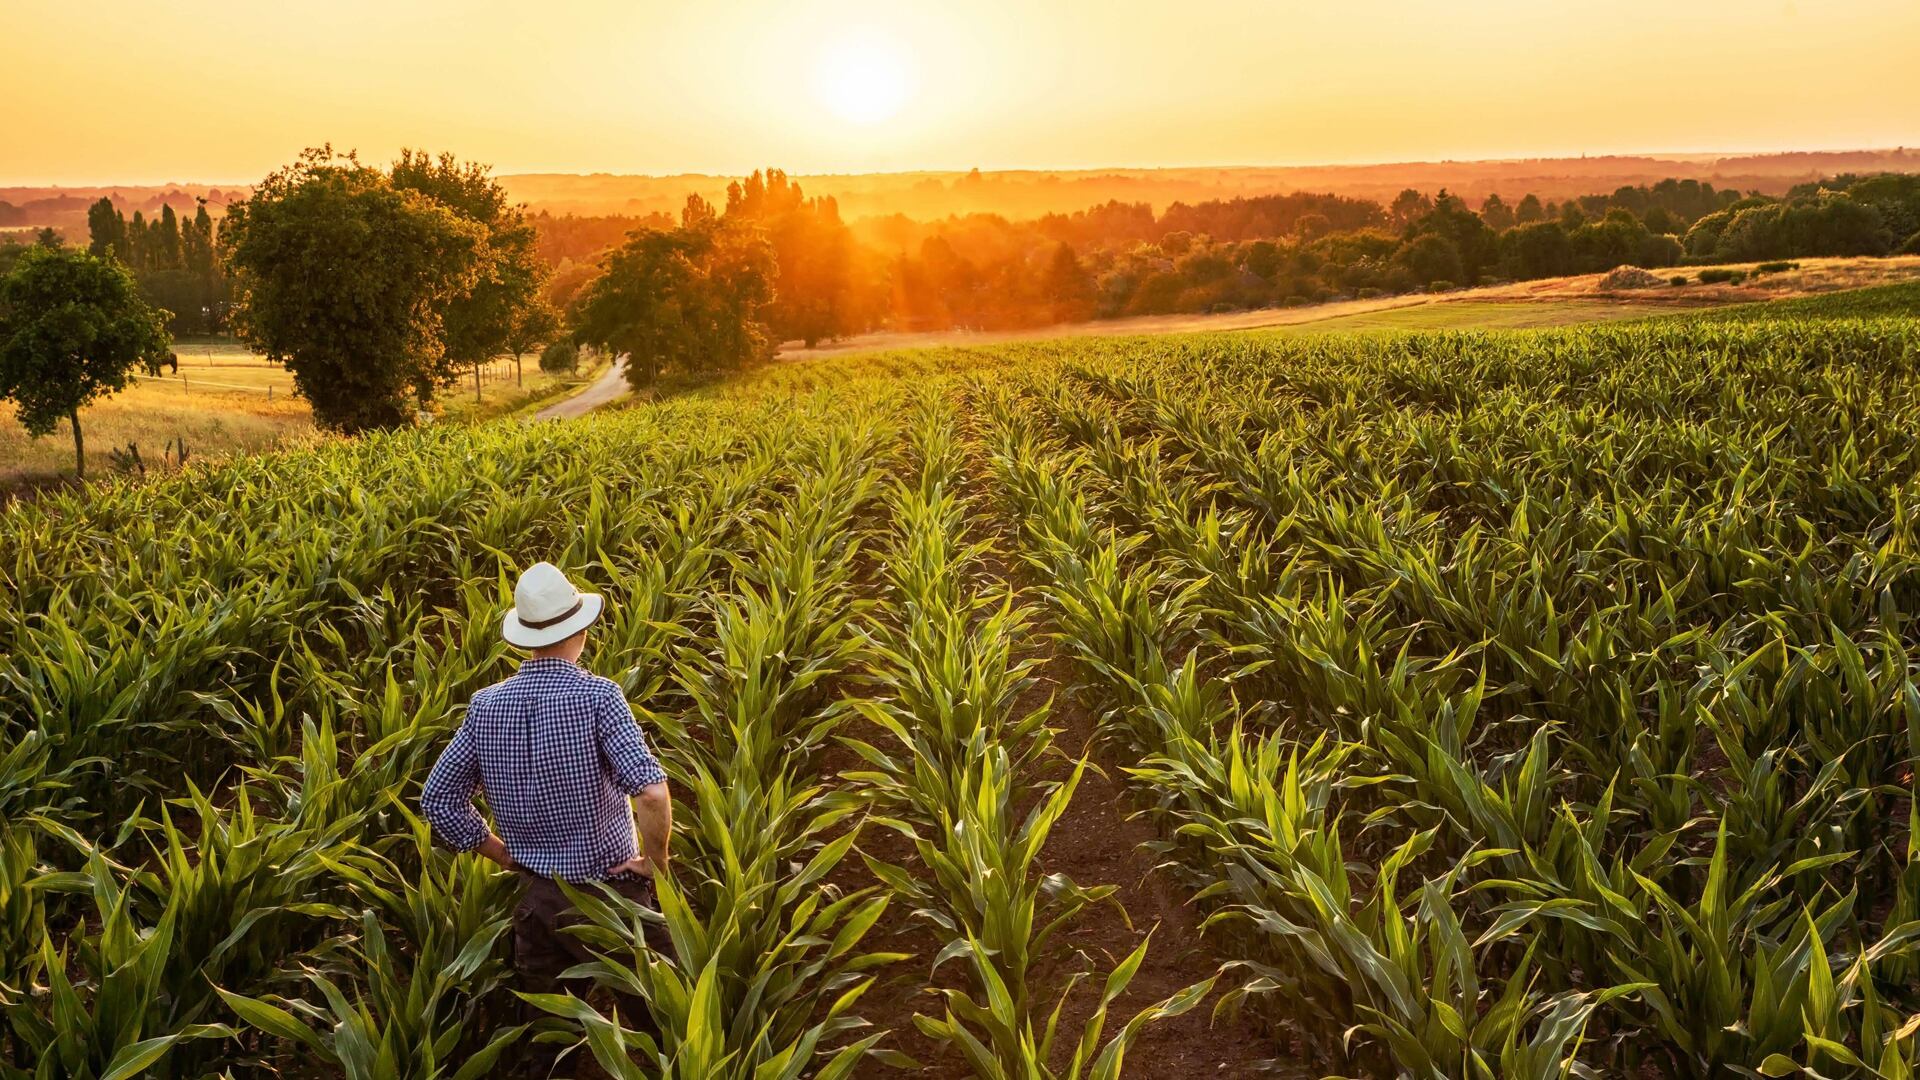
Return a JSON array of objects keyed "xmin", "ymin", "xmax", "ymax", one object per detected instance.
[{"xmin": 6, "ymin": 0, "xmax": 1919, "ymax": 185}]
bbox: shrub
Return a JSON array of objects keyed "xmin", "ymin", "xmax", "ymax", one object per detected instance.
[
  {"xmin": 1356, "ymin": 287, "xmax": 1384, "ymax": 300},
  {"xmin": 1427, "ymin": 280, "xmax": 1456, "ymax": 293},
  {"xmin": 1282, "ymin": 295, "xmax": 1310, "ymax": 308},
  {"xmin": 1900, "ymin": 230, "xmax": 1920, "ymax": 255},
  {"xmin": 1755, "ymin": 260, "xmax": 1800, "ymax": 274},
  {"xmin": 1670, "ymin": 275, "xmax": 1689, "ymax": 286},
  {"xmin": 539, "ymin": 340, "xmax": 579, "ymax": 375},
  {"xmin": 1698, "ymin": 268, "xmax": 1749, "ymax": 285}
]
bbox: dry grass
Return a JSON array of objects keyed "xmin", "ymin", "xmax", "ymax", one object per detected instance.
[{"xmin": 1, "ymin": 347, "xmax": 596, "ymax": 487}]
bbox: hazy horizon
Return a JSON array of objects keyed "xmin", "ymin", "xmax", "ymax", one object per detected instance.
[
  {"xmin": 3, "ymin": 143, "xmax": 1906, "ymax": 191},
  {"xmin": 8, "ymin": 0, "xmax": 1919, "ymax": 187}
]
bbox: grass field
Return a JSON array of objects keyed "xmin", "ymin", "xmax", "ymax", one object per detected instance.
[
  {"xmin": 0, "ymin": 347, "xmax": 606, "ymax": 486},
  {"xmin": 6, "ymin": 285, "xmax": 1920, "ymax": 1078}
]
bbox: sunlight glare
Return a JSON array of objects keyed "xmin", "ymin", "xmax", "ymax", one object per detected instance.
[{"xmin": 812, "ymin": 28, "xmax": 915, "ymax": 126}]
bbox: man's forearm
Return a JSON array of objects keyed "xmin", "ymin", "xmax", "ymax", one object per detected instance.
[
  {"xmin": 474, "ymin": 833, "xmax": 517, "ymax": 871},
  {"xmin": 634, "ymin": 784, "xmax": 672, "ymax": 873}
]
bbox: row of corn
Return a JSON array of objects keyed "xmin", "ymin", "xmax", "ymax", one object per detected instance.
[
  {"xmin": 0, "ymin": 380, "xmax": 939, "ymax": 1077},
  {"xmin": 840, "ymin": 390, "xmax": 1210, "ymax": 1077}
]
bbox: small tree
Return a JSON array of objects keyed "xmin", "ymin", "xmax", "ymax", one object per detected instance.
[
  {"xmin": 507, "ymin": 299, "xmax": 560, "ymax": 386},
  {"xmin": 0, "ymin": 247, "xmax": 172, "ymax": 477},
  {"xmin": 539, "ymin": 340, "xmax": 579, "ymax": 375},
  {"xmin": 1390, "ymin": 189, "xmax": 1433, "ymax": 230},
  {"xmin": 1479, "ymin": 193, "xmax": 1515, "ymax": 232}
]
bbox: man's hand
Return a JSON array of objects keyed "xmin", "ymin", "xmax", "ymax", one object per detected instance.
[
  {"xmin": 606, "ymin": 855, "xmax": 654, "ymax": 878},
  {"xmin": 475, "ymin": 834, "xmax": 518, "ymax": 872},
  {"xmin": 633, "ymin": 782, "xmax": 672, "ymax": 880}
]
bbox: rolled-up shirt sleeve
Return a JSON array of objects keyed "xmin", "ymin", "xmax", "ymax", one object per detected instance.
[
  {"xmin": 597, "ymin": 687, "xmax": 667, "ymax": 795},
  {"xmin": 420, "ymin": 722, "xmax": 490, "ymax": 852}
]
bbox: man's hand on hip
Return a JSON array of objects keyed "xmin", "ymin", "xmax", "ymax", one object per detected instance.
[{"xmin": 606, "ymin": 855, "xmax": 655, "ymax": 878}]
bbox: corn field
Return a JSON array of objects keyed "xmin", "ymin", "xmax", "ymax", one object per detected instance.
[{"xmin": 4, "ymin": 304, "xmax": 1920, "ymax": 1078}]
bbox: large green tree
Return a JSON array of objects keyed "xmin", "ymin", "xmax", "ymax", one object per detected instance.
[
  {"xmin": 0, "ymin": 246, "xmax": 172, "ymax": 477},
  {"xmin": 572, "ymin": 196, "xmax": 775, "ymax": 388},
  {"xmin": 389, "ymin": 150, "xmax": 549, "ymax": 396},
  {"xmin": 222, "ymin": 147, "xmax": 486, "ymax": 431}
]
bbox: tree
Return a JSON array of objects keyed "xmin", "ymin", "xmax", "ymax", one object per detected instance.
[
  {"xmin": 1479, "ymin": 193, "xmax": 1515, "ymax": 232},
  {"xmin": 1500, "ymin": 222, "xmax": 1574, "ymax": 279},
  {"xmin": 724, "ymin": 169, "xmax": 873, "ymax": 347},
  {"xmin": 390, "ymin": 150, "xmax": 549, "ymax": 399},
  {"xmin": 570, "ymin": 212, "xmax": 775, "ymax": 388},
  {"xmin": 1514, "ymin": 193, "xmax": 1545, "ymax": 224},
  {"xmin": 87, "ymin": 198, "xmax": 129, "ymax": 261},
  {"xmin": 0, "ymin": 246, "xmax": 171, "ymax": 477},
  {"xmin": 155, "ymin": 205, "xmax": 183, "ymax": 270},
  {"xmin": 1292, "ymin": 213, "xmax": 1331, "ymax": 241},
  {"xmin": 539, "ymin": 340, "xmax": 579, "ymax": 375},
  {"xmin": 1404, "ymin": 191, "xmax": 1498, "ymax": 283},
  {"xmin": 1390, "ymin": 189, "xmax": 1433, "ymax": 230},
  {"xmin": 1041, "ymin": 242, "xmax": 1094, "ymax": 322},
  {"xmin": 505, "ymin": 299, "xmax": 559, "ymax": 386},
  {"xmin": 222, "ymin": 147, "xmax": 486, "ymax": 432},
  {"xmin": 1393, "ymin": 233, "xmax": 1464, "ymax": 288}
]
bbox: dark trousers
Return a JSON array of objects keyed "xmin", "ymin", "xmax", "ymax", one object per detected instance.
[{"xmin": 514, "ymin": 873, "xmax": 675, "ymax": 1078}]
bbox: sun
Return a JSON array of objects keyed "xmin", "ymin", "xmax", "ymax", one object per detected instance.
[{"xmin": 812, "ymin": 28, "xmax": 915, "ymax": 126}]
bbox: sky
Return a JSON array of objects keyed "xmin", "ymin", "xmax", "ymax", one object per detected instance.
[{"xmin": 6, "ymin": 0, "xmax": 1920, "ymax": 185}]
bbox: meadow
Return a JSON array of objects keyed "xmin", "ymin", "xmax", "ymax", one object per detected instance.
[
  {"xmin": 4, "ymin": 282, "xmax": 1920, "ymax": 1079},
  {"xmin": 0, "ymin": 348, "xmax": 606, "ymax": 488}
]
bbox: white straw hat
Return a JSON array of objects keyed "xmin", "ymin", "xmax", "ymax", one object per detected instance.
[{"xmin": 502, "ymin": 562, "xmax": 604, "ymax": 648}]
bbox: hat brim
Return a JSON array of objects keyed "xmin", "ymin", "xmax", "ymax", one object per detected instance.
[{"xmin": 502, "ymin": 593, "xmax": 604, "ymax": 648}]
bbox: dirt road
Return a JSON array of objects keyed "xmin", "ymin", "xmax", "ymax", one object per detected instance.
[{"xmin": 535, "ymin": 356, "xmax": 629, "ymax": 420}]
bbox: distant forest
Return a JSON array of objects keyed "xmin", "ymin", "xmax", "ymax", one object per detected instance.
[
  {"xmin": 5, "ymin": 157, "xmax": 1919, "ymax": 345},
  {"xmin": 527, "ymin": 168, "xmax": 1920, "ymax": 343}
]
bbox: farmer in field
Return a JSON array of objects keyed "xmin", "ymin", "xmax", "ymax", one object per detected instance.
[{"xmin": 421, "ymin": 561, "xmax": 674, "ymax": 1072}]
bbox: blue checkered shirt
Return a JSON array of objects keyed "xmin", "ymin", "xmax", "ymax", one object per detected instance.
[{"xmin": 421, "ymin": 657, "xmax": 667, "ymax": 882}]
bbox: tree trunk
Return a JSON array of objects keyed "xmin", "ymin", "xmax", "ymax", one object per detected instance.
[
  {"xmin": 70, "ymin": 408, "xmax": 85, "ymax": 479},
  {"xmin": 474, "ymin": 363, "xmax": 482, "ymax": 403},
  {"xmin": 515, "ymin": 353, "xmax": 523, "ymax": 387}
]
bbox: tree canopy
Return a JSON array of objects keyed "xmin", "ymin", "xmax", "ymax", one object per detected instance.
[
  {"xmin": 222, "ymin": 147, "xmax": 487, "ymax": 432},
  {"xmin": 390, "ymin": 150, "xmax": 551, "ymax": 375},
  {"xmin": 570, "ymin": 199, "xmax": 775, "ymax": 388},
  {"xmin": 0, "ymin": 246, "xmax": 172, "ymax": 476}
]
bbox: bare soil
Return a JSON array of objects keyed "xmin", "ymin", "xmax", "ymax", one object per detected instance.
[{"xmin": 1026, "ymin": 658, "xmax": 1296, "ymax": 1078}]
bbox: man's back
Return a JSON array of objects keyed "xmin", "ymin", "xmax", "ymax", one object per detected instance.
[{"xmin": 421, "ymin": 656, "xmax": 664, "ymax": 882}]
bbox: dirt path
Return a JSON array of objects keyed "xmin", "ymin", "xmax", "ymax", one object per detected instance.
[
  {"xmin": 1025, "ymin": 654, "xmax": 1296, "ymax": 1077},
  {"xmin": 535, "ymin": 355, "xmax": 630, "ymax": 419}
]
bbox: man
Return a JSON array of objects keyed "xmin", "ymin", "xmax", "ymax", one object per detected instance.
[{"xmin": 421, "ymin": 561, "xmax": 673, "ymax": 1074}]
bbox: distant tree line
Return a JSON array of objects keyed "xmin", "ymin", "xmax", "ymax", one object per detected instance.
[
  {"xmin": 530, "ymin": 170, "xmax": 1920, "ymax": 340},
  {"xmin": 84, "ymin": 197, "xmax": 228, "ymax": 335}
]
